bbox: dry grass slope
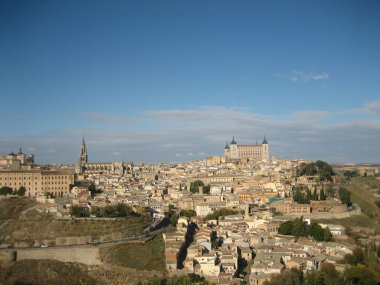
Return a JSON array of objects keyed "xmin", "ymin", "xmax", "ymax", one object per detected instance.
[
  {"xmin": 347, "ymin": 177, "xmax": 380, "ymax": 221},
  {"xmin": 0, "ymin": 198, "xmax": 35, "ymax": 220},
  {"xmin": 0, "ymin": 212, "xmax": 152, "ymax": 244},
  {"xmin": 316, "ymin": 177, "xmax": 380, "ymax": 238},
  {"xmin": 0, "ymin": 199, "xmax": 152, "ymax": 245},
  {"xmin": 102, "ymin": 235, "xmax": 165, "ymax": 272},
  {"xmin": 0, "ymin": 259, "xmax": 102, "ymax": 285}
]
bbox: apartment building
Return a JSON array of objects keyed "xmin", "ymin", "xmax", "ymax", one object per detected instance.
[{"xmin": 0, "ymin": 169, "xmax": 74, "ymax": 197}]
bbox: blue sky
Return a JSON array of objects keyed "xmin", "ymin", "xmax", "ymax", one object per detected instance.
[{"xmin": 1, "ymin": 0, "xmax": 379, "ymax": 163}]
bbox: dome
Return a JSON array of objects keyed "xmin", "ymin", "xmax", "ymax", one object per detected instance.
[
  {"xmin": 230, "ymin": 136, "xmax": 237, "ymax": 145},
  {"xmin": 262, "ymin": 136, "xmax": 268, "ymax": 144}
]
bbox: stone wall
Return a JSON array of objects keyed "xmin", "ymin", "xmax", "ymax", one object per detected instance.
[
  {"xmin": 285, "ymin": 206, "xmax": 361, "ymax": 220},
  {"xmin": 16, "ymin": 246, "xmax": 101, "ymax": 265},
  {"xmin": 55, "ymin": 236, "xmax": 92, "ymax": 246},
  {"xmin": 0, "ymin": 249, "xmax": 16, "ymax": 265}
]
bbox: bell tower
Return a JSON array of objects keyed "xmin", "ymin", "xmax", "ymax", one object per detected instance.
[
  {"xmin": 76, "ymin": 138, "xmax": 88, "ymax": 174},
  {"xmin": 79, "ymin": 137, "xmax": 88, "ymax": 164}
]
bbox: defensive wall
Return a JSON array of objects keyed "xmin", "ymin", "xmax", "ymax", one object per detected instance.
[{"xmin": 16, "ymin": 246, "xmax": 102, "ymax": 265}]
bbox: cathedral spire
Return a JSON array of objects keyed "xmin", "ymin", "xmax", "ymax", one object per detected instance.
[{"xmin": 79, "ymin": 138, "xmax": 88, "ymax": 163}]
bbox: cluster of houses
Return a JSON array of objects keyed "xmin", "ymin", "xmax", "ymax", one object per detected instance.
[
  {"xmin": 163, "ymin": 209, "xmax": 353, "ymax": 285},
  {"xmin": 29, "ymin": 156, "xmax": 353, "ymax": 224}
]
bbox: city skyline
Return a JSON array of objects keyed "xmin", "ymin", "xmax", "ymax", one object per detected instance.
[{"xmin": 1, "ymin": 1, "xmax": 380, "ymax": 163}]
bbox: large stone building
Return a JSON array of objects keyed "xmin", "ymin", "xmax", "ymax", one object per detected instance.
[
  {"xmin": 0, "ymin": 148, "xmax": 34, "ymax": 170},
  {"xmin": 75, "ymin": 138, "xmax": 125, "ymax": 176},
  {"xmin": 224, "ymin": 136, "xmax": 269, "ymax": 161},
  {"xmin": 0, "ymin": 169, "xmax": 75, "ymax": 197}
]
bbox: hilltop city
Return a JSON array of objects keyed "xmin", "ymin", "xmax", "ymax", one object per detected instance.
[{"xmin": 0, "ymin": 137, "xmax": 379, "ymax": 285}]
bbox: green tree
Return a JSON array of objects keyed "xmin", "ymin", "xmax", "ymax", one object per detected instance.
[
  {"xmin": 306, "ymin": 188, "xmax": 312, "ymax": 202},
  {"xmin": 353, "ymin": 247, "xmax": 365, "ymax": 264},
  {"xmin": 115, "ymin": 203, "xmax": 132, "ymax": 217},
  {"xmin": 343, "ymin": 253, "xmax": 357, "ymax": 265},
  {"xmin": 319, "ymin": 262, "xmax": 343, "ymax": 285},
  {"xmin": 70, "ymin": 205, "xmax": 89, "ymax": 217},
  {"xmin": 338, "ymin": 187, "xmax": 352, "ymax": 206},
  {"xmin": 293, "ymin": 186, "xmax": 309, "ymax": 204},
  {"xmin": 190, "ymin": 180, "xmax": 204, "ymax": 193},
  {"xmin": 344, "ymin": 265, "xmax": 378, "ymax": 285},
  {"xmin": 0, "ymin": 186, "xmax": 13, "ymax": 196},
  {"xmin": 278, "ymin": 221, "xmax": 293, "ymax": 235},
  {"xmin": 326, "ymin": 186, "xmax": 335, "ymax": 198},
  {"xmin": 323, "ymin": 228, "xmax": 333, "ymax": 242},
  {"xmin": 88, "ymin": 183, "xmax": 101, "ymax": 197},
  {"xmin": 305, "ymin": 269, "xmax": 324, "ymax": 285},
  {"xmin": 16, "ymin": 186, "xmax": 27, "ymax": 197},
  {"xmin": 179, "ymin": 209, "xmax": 196, "ymax": 218},
  {"xmin": 309, "ymin": 222, "xmax": 324, "ymax": 241},
  {"xmin": 204, "ymin": 208, "xmax": 239, "ymax": 221},
  {"xmin": 319, "ymin": 188, "xmax": 326, "ymax": 200},
  {"xmin": 297, "ymin": 161, "xmax": 334, "ymax": 182},
  {"xmin": 312, "ymin": 187, "xmax": 318, "ymax": 200},
  {"xmin": 91, "ymin": 207, "xmax": 101, "ymax": 217},
  {"xmin": 264, "ymin": 268, "xmax": 303, "ymax": 285},
  {"xmin": 343, "ymin": 247, "xmax": 365, "ymax": 265},
  {"xmin": 292, "ymin": 217, "xmax": 309, "ymax": 238},
  {"xmin": 344, "ymin": 170, "xmax": 358, "ymax": 178},
  {"xmin": 170, "ymin": 214, "xmax": 178, "ymax": 227},
  {"xmin": 102, "ymin": 205, "xmax": 116, "ymax": 217},
  {"xmin": 315, "ymin": 160, "xmax": 334, "ymax": 182}
]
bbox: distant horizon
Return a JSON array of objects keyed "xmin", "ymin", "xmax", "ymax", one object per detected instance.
[
  {"xmin": 2, "ymin": 138, "xmax": 380, "ymax": 166},
  {"xmin": 1, "ymin": 1, "xmax": 379, "ymax": 163}
]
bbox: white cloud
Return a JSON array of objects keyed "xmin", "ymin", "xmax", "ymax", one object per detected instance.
[
  {"xmin": 112, "ymin": 151, "xmax": 122, "ymax": 156},
  {"xmin": 362, "ymin": 101, "xmax": 380, "ymax": 115},
  {"xmin": 310, "ymin": 73, "xmax": 329, "ymax": 80},
  {"xmin": 1, "ymin": 103, "xmax": 379, "ymax": 164},
  {"xmin": 84, "ymin": 112, "xmax": 134, "ymax": 125},
  {"xmin": 285, "ymin": 71, "xmax": 329, "ymax": 82},
  {"xmin": 28, "ymin": 147, "xmax": 35, "ymax": 152},
  {"xmin": 291, "ymin": 110, "xmax": 331, "ymax": 119},
  {"xmin": 47, "ymin": 149, "xmax": 56, "ymax": 153}
]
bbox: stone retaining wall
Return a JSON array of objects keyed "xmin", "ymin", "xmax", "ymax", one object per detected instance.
[{"xmin": 16, "ymin": 246, "xmax": 101, "ymax": 265}]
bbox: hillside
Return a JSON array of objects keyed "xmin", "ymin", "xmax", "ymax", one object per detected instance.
[
  {"xmin": 102, "ymin": 236, "xmax": 165, "ymax": 271},
  {"xmin": 0, "ymin": 198, "xmax": 36, "ymax": 220},
  {"xmin": 0, "ymin": 259, "xmax": 101, "ymax": 285},
  {"xmin": 346, "ymin": 177, "xmax": 380, "ymax": 221},
  {"xmin": 0, "ymin": 211, "xmax": 152, "ymax": 245},
  {"xmin": 0, "ymin": 199, "xmax": 152, "ymax": 245}
]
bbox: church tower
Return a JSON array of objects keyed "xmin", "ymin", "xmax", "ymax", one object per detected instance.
[
  {"xmin": 76, "ymin": 138, "xmax": 88, "ymax": 174},
  {"xmin": 261, "ymin": 135, "xmax": 269, "ymax": 160},
  {"xmin": 229, "ymin": 136, "xmax": 239, "ymax": 159}
]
